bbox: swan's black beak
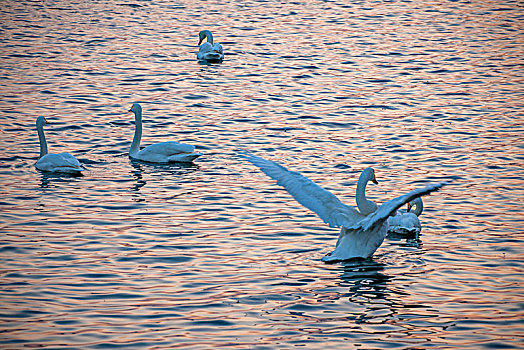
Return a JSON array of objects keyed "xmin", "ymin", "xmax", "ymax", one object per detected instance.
[
  {"xmin": 407, "ymin": 202, "xmax": 412, "ymax": 212},
  {"xmin": 44, "ymin": 117, "xmax": 49, "ymax": 124},
  {"xmin": 128, "ymin": 108, "xmax": 133, "ymax": 113},
  {"xmin": 372, "ymin": 176, "xmax": 378, "ymax": 185},
  {"xmin": 198, "ymin": 38, "xmax": 203, "ymax": 45}
]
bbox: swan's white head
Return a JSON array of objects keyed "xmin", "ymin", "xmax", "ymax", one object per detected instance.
[
  {"xmin": 36, "ymin": 116, "xmax": 48, "ymax": 128},
  {"xmin": 129, "ymin": 103, "xmax": 142, "ymax": 115},
  {"xmin": 198, "ymin": 30, "xmax": 213, "ymax": 45},
  {"xmin": 361, "ymin": 167, "xmax": 378, "ymax": 185},
  {"xmin": 407, "ymin": 197, "xmax": 423, "ymax": 215}
]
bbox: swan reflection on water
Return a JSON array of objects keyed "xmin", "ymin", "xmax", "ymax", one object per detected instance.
[
  {"xmin": 338, "ymin": 259, "xmax": 390, "ymax": 298},
  {"xmin": 386, "ymin": 229, "xmax": 421, "ymax": 248},
  {"xmin": 129, "ymin": 159, "xmax": 199, "ymax": 193},
  {"xmin": 337, "ymin": 260, "xmax": 403, "ymax": 325},
  {"xmin": 38, "ymin": 170, "xmax": 83, "ymax": 188}
]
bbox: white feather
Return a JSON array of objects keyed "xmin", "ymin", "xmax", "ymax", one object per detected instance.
[{"xmin": 242, "ymin": 152, "xmax": 364, "ymax": 228}]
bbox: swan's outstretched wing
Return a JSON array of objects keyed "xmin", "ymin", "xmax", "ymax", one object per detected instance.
[
  {"xmin": 242, "ymin": 152, "xmax": 364, "ymax": 228},
  {"xmin": 350, "ymin": 182, "xmax": 446, "ymax": 232}
]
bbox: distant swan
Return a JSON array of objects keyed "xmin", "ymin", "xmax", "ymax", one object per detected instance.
[
  {"xmin": 387, "ymin": 197, "xmax": 423, "ymax": 235},
  {"xmin": 197, "ymin": 30, "xmax": 224, "ymax": 62},
  {"xmin": 242, "ymin": 152, "xmax": 445, "ymax": 262},
  {"xmin": 128, "ymin": 103, "xmax": 201, "ymax": 163},
  {"xmin": 35, "ymin": 116, "xmax": 84, "ymax": 173}
]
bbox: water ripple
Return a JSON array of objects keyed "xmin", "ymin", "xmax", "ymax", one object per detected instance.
[{"xmin": 0, "ymin": 0, "xmax": 523, "ymax": 349}]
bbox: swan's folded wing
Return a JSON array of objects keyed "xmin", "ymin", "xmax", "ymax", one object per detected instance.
[
  {"xmin": 199, "ymin": 42, "xmax": 213, "ymax": 53},
  {"xmin": 37, "ymin": 153, "xmax": 83, "ymax": 172},
  {"xmin": 350, "ymin": 182, "xmax": 446, "ymax": 232},
  {"xmin": 242, "ymin": 152, "xmax": 363, "ymax": 228},
  {"xmin": 141, "ymin": 141, "xmax": 195, "ymax": 156},
  {"xmin": 59, "ymin": 153, "xmax": 83, "ymax": 168},
  {"xmin": 213, "ymin": 43, "xmax": 223, "ymax": 53}
]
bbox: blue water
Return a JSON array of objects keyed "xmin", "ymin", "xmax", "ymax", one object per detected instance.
[{"xmin": 1, "ymin": 0, "xmax": 523, "ymax": 348}]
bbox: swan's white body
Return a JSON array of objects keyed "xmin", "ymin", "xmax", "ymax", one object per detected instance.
[
  {"xmin": 387, "ymin": 197, "xmax": 423, "ymax": 235},
  {"xmin": 129, "ymin": 103, "xmax": 201, "ymax": 163},
  {"xmin": 35, "ymin": 116, "xmax": 84, "ymax": 173},
  {"xmin": 197, "ymin": 30, "xmax": 224, "ymax": 62},
  {"xmin": 242, "ymin": 153, "xmax": 445, "ymax": 262}
]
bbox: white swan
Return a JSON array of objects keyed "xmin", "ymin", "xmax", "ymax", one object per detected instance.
[
  {"xmin": 242, "ymin": 152, "xmax": 445, "ymax": 262},
  {"xmin": 355, "ymin": 167, "xmax": 379, "ymax": 215},
  {"xmin": 197, "ymin": 30, "xmax": 224, "ymax": 62},
  {"xmin": 128, "ymin": 103, "xmax": 202, "ymax": 163},
  {"xmin": 35, "ymin": 116, "xmax": 84, "ymax": 173},
  {"xmin": 387, "ymin": 197, "xmax": 423, "ymax": 235}
]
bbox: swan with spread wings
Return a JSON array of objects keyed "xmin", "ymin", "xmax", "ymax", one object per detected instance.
[{"xmin": 242, "ymin": 152, "xmax": 445, "ymax": 262}]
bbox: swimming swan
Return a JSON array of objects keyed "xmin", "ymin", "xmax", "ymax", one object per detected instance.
[
  {"xmin": 242, "ymin": 152, "xmax": 445, "ymax": 262},
  {"xmin": 197, "ymin": 30, "xmax": 224, "ymax": 62},
  {"xmin": 387, "ymin": 197, "xmax": 423, "ymax": 235},
  {"xmin": 128, "ymin": 103, "xmax": 201, "ymax": 163},
  {"xmin": 35, "ymin": 116, "xmax": 84, "ymax": 173}
]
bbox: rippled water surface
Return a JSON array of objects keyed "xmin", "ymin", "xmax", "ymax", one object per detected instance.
[{"xmin": 1, "ymin": 0, "xmax": 523, "ymax": 348}]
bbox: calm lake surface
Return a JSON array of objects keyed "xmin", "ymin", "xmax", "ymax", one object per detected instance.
[{"xmin": 1, "ymin": 0, "xmax": 523, "ymax": 348}]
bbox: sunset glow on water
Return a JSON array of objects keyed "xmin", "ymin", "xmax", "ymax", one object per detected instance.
[{"xmin": 0, "ymin": 0, "xmax": 523, "ymax": 348}]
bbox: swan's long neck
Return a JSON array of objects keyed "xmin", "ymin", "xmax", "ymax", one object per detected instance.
[
  {"xmin": 356, "ymin": 173, "xmax": 377, "ymax": 215},
  {"xmin": 37, "ymin": 123, "xmax": 48, "ymax": 158},
  {"xmin": 204, "ymin": 30, "xmax": 213, "ymax": 44},
  {"xmin": 130, "ymin": 110, "xmax": 142, "ymax": 157},
  {"xmin": 411, "ymin": 198, "xmax": 423, "ymax": 216}
]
